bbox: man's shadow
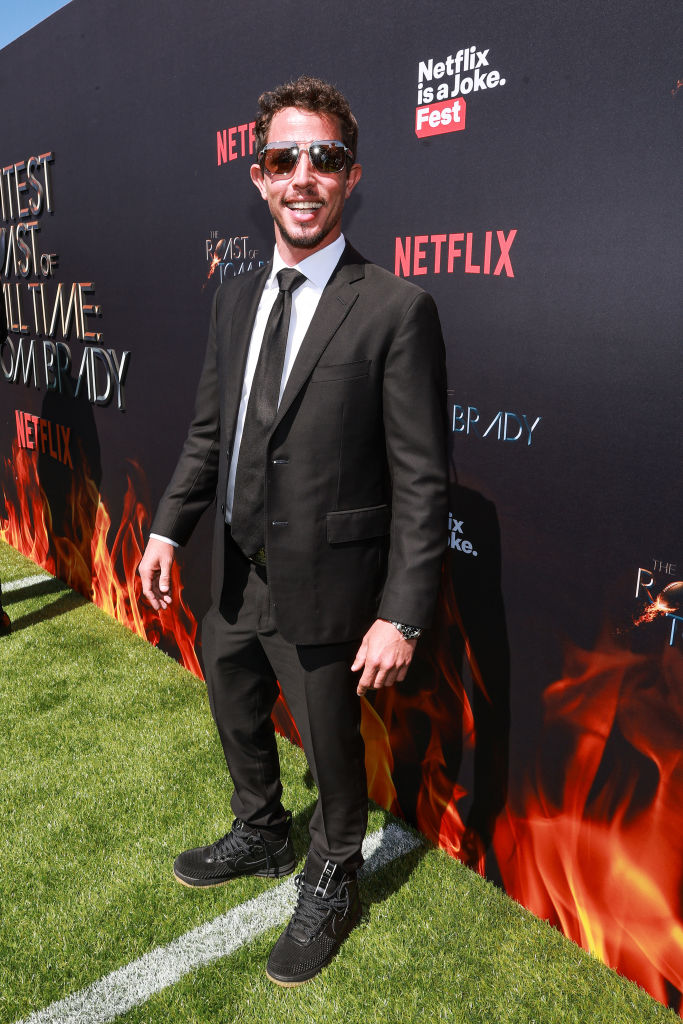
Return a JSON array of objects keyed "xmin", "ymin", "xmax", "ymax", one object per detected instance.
[
  {"xmin": 4, "ymin": 586, "xmax": 87, "ymax": 632},
  {"xmin": 444, "ymin": 480, "xmax": 510, "ymax": 876},
  {"xmin": 38, "ymin": 371, "xmax": 102, "ymax": 598},
  {"xmin": 370, "ymin": 473, "xmax": 511, "ymax": 879}
]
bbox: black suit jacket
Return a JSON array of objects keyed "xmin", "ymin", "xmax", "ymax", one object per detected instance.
[{"xmin": 151, "ymin": 243, "xmax": 448, "ymax": 644}]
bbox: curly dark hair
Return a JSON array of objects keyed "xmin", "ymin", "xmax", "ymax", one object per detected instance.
[{"xmin": 255, "ymin": 75, "xmax": 358, "ymax": 160}]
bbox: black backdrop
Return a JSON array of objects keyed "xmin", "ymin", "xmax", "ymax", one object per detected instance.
[{"xmin": 1, "ymin": 0, "xmax": 681, "ymax": 1010}]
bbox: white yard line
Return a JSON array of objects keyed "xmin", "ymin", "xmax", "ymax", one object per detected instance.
[
  {"xmin": 16, "ymin": 823, "xmax": 421, "ymax": 1024},
  {"xmin": 2, "ymin": 574, "xmax": 54, "ymax": 592}
]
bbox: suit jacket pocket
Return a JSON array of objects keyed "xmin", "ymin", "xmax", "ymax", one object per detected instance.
[
  {"xmin": 326, "ymin": 504, "xmax": 391, "ymax": 543},
  {"xmin": 310, "ymin": 359, "xmax": 370, "ymax": 383}
]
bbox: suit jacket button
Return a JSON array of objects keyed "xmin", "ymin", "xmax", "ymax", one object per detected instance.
[{"xmin": 220, "ymin": 503, "xmax": 225, "ymax": 513}]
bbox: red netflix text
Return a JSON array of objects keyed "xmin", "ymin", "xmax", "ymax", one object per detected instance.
[
  {"xmin": 15, "ymin": 409, "xmax": 72, "ymax": 467},
  {"xmin": 217, "ymin": 123, "xmax": 256, "ymax": 166},
  {"xmin": 394, "ymin": 230, "xmax": 517, "ymax": 278}
]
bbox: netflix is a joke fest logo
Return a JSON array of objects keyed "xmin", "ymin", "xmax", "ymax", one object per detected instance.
[{"xmin": 415, "ymin": 44, "xmax": 507, "ymax": 138}]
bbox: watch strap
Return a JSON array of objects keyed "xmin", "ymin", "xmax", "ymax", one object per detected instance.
[{"xmin": 384, "ymin": 619, "xmax": 422, "ymax": 640}]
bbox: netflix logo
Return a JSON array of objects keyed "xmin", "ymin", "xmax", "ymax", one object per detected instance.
[
  {"xmin": 15, "ymin": 408, "xmax": 72, "ymax": 467},
  {"xmin": 415, "ymin": 45, "xmax": 507, "ymax": 139},
  {"xmin": 216, "ymin": 122, "xmax": 256, "ymax": 166},
  {"xmin": 394, "ymin": 230, "xmax": 517, "ymax": 278}
]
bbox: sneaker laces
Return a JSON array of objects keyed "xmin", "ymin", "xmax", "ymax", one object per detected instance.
[
  {"xmin": 212, "ymin": 821, "xmax": 266, "ymax": 864},
  {"xmin": 289, "ymin": 872, "xmax": 350, "ymax": 936}
]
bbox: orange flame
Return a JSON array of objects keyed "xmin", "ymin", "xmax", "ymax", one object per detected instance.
[
  {"xmin": 365, "ymin": 552, "xmax": 683, "ymax": 1011},
  {"xmin": 493, "ymin": 641, "xmax": 683, "ymax": 1012},
  {"xmin": 1, "ymin": 442, "xmax": 201, "ymax": 677},
  {"xmin": 5, "ymin": 443, "xmax": 680, "ymax": 1010},
  {"xmin": 202, "ymin": 239, "xmax": 227, "ymax": 291},
  {"xmin": 361, "ymin": 696, "xmax": 401, "ymax": 815},
  {"xmin": 634, "ymin": 583, "xmax": 682, "ymax": 629},
  {"xmin": 635, "ymin": 596, "xmax": 673, "ymax": 625}
]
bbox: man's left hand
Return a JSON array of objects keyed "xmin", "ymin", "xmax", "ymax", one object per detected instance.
[{"xmin": 352, "ymin": 619, "xmax": 418, "ymax": 696}]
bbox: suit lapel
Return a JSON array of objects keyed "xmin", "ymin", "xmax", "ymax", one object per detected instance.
[{"xmin": 273, "ymin": 244, "xmax": 366, "ymax": 430}]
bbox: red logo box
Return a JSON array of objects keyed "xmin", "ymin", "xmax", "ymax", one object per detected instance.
[{"xmin": 415, "ymin": 98, "xmax": 467, "ymax": 138}]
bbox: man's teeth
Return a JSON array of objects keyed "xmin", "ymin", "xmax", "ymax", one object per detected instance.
[{"xmin": 288, "ymin": 201, "xmax": 322, "ymax": 209}]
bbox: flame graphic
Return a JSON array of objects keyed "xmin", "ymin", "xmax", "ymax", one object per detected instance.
[
  {"xmin": 3, "ymin": 444, "xmax": 681, "ymax": 1010},
  {"xmin": 364, "ymin": 553, "xmax": 683, "ymax": 1011},
  {"xmin": 634, "ymin": 583, "xmax": 683, "ymax": 627},
  {"xmin": 635, "ymin": 596, "xmax": 674, "ymax": 626},
  {"xmin": 1, "ymin": 442, "xmax": 201, "ymax": 676},
  {"xmin": 493, "ymin": 641, "xmax": 683, "ymax": 1012},
  {"xmin": 202, "ymin": 239, "xmax": 227, "ymax": 291}
]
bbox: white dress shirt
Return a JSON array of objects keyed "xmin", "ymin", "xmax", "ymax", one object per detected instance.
[
  {"xmin": 151, "ymin": 233, "xmax": 346, "ymax": 544},
  {"xmin": 225, "ymin": 234, "xmax": 346, "ymax": 520}
]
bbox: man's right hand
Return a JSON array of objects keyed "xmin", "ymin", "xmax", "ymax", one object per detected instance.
[{"xmin": 138, "ymin": 537, "xmax": 175, "ymax": 610}]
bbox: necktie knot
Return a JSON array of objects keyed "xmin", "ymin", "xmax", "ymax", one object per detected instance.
[{"xmin": 277, "ymin": 268, "xmax": 306, "ymax": 294}]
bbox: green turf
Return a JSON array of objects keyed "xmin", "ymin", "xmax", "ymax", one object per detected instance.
[{"xmin": 0, "ymin": 540, "xmax": 678, "ymax": 1024}]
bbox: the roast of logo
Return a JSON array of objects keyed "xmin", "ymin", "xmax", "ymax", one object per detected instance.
[
  {"xmin": 634, "ymin": 560, "xmax": 682, "ymax": 647},
  {"xmin": 204, "ymin": 232, "xmax": 265, "ymax": 288}
]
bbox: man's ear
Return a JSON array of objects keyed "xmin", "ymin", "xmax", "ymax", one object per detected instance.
[
  {"xmin": 344, "ymin": 162, "xmax": 362, "ymax": 199},
  {"xmin": 250, "ymin": 163, "xmax": 267, "ymax": 199}
]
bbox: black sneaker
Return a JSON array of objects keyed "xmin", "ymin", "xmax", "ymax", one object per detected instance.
[
  {"xmin": 173, "ymin": 817, "xmax": 295, "ymax": 888},
  {"xmin": 0, "ymin": 609, "xmax": 10, "ymax": 636},
  {"xmin": 266, "ymin": 849, "xmax": 362, "ymax": 986}
]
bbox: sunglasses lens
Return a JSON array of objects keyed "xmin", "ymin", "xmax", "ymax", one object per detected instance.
[
  {"xmin": 310, "ymin": 143, "xmax": 346, "ymax": 172},
  {"xmin": 261, "ymin": 142, "xmax": 349, "ymax": 175},
  {"xmin": 263, "ymin": 146, "xmax": 298, "ymax": 175}
]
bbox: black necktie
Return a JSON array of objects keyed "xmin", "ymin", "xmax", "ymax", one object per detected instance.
[{"xmin": 231, "ymin": 267, "xmax": 306, "ymax": 557}]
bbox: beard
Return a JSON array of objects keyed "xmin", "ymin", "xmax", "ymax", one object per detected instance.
[
  {"xmin": 278, "ymin": 223, "xmax": 328, "ymax": 250},
  {"xmin": 273, "ymin": 199, "xmax": 341, "ymax": 252}
]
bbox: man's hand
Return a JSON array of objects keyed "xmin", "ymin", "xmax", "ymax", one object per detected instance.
[
  {"xmin": 138, "ymin": 537, "xmax": 175, "ymax": 610},
  {"xmin": 351, "ymin": 619, "xmax": 418, "ymax": 697}
]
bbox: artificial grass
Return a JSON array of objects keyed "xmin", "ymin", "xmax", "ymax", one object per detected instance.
[{"xmin": 0, "ymin": 540, "xmax": 678, "ymax": 1024}]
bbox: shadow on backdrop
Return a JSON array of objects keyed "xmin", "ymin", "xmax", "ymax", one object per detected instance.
[
  {"xmin": 38, "ymin": 372, "xmax": 101, "ymax": 598},
  {"xmin": 370, "ymin": 471, "xmax": 510, "ymax": 881}
]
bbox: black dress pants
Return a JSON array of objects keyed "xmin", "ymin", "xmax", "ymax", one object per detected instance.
[{"xmin": 201, "ymin": 531, "xmax": 368, "ymax": 873}]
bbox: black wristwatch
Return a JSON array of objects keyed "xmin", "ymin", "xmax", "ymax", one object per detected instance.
[{"xmin": 384, "ymin": 619, "xmax": 422, "ymax": 640}]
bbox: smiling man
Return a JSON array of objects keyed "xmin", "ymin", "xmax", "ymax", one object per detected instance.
[{"xmin": 138, "ymin": 76, "xmax": 448, "ymax": 986}]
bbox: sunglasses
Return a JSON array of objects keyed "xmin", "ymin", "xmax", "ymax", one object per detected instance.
[{"xmin": 258, "ymin": 140, "xmax": 354, "ymax": 177}]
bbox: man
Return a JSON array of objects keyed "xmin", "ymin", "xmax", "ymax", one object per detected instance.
[{"xmin": 138, "ymin": 75, "xmax": 447, "ymax": 986}]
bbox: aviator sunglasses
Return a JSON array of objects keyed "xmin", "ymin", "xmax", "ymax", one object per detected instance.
[{"xmin": 258, "ymin": 140, "xmax": 354, "ymax": 177}]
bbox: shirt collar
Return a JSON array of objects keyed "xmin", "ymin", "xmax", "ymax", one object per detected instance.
[{"xmin": 269, "ymin": 234, "xmax": 346, "ymax": 290}]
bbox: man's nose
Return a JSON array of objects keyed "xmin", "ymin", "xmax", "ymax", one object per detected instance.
[{"xmin": 292, "ymin": 149, "xmax": 314, "ymax": 186}]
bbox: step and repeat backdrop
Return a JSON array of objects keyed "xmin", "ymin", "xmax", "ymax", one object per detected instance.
[{"xmin": 1, "ymin": 0, "xmax": 681, "ymax": 1010}]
